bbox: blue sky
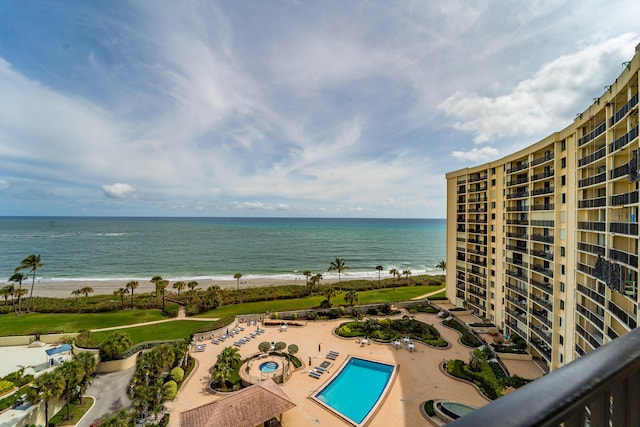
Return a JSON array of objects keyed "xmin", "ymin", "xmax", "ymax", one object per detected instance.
[{"xmin": 0, "ymin": 1, "xmax": 638, "ymax": 218}]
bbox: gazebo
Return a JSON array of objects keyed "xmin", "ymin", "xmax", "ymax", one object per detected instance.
[{"xmin": 180, "ymin": 379, "xmax": 296, "ymax": 427}]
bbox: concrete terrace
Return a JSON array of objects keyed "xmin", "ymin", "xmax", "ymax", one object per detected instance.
[{"xmin": 165, "ymin": 310, "xmax": 545, "ymax": 426}]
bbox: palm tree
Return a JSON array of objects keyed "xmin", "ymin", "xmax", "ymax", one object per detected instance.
[
  {"xmin": 344, "ymin": 290, "xmax": 358, "ymax": 306},
  {"xmin": 16, "ymin": 254, "xmax": 43, "ymax": 312},
  {"xmin": 375, "ymin": 265, "xmax": 384, "ymax": 286},
  {"xmin": 303, "ymin": 270, "xmax": 312, "ymax": 292},
  {"xmin": 71, "ymin": 289, "xmax": 81, "ymax": 298},
  {"xmin": 403, "ymin": 269, "xmax": 412, "ymax": 279},
  {"xmin": 157, "ymin": 280, "xmax": 169, "ymax": 309},
  {"xmin": 234, "ymin": 273, "xmax": 242, "ymax": 301},
  {"xmin": 150, "ymin": 276, "xmax": 163, "ymax": 297},
  {"xmin": 114, "ymin": 288, "xmax": 128, "ymax": 310},
  {"xmin": 389, "ymin": 268, "xmax": 399, "ymax": 291},
  {"xmin": 172, "ymin": 281, "xmax": 185, "ymax": 295},
  {"xmin": 8, "ymin": 272, "xmax": 27, "ymax": 314},
  {"xmin": 437, "ymin": 260, "xmax": 446, "ymax": 273},
  {"xmin": 59, "ymin": 360, "xmax": 84, "ymax": 421},
  {"xmin": 469, "ymin": 348, "xmax": 488, "ymax": 372},
  {"xmin": 29, "ymin": 369, "xmax": 64, "ymax": 426},
  {"xmin": 204, "ymin": 286, "xmax": 223, "ymax": 309},
  {"xmin": 74, "ymin": 352, "xmax": 97, "ymax": 403},
  {"xmin": 79, "ymin": 286, "xmax": 94, "ymax": 298},
  {"xmin": 126, "ymin": 281, "xmax": 138, "ymax": 308},
  {"xmin": 328, "ymin": 257, "xmax": 349, "ymax": 282},
  {"xmin": 99, "ymin": 331, "xmax": 133, "ymax": 361},
  {"xmin": 0, "ymin": 285, "xmax": 12, "ymax": 306},
  {"xmin": 187, "ymin": 280, "xmax": 199, "ymax": 292},
  {"xmin": 323, "ymin": 286, "xmax": 336, "ymax": 305},
  {"xmin": 217, "ymin": 346, "xmax": 242, "ymax": 370}
]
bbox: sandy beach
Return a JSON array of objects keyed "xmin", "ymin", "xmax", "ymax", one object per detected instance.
[{"xmin": 22, "ymin": 277, "xmax": 344, "ymax": 299}]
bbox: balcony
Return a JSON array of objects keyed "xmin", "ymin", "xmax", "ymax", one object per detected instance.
[
  {"xmin": 578, "ymin": 197, "xmax": 606, "ymax": 209},
  {"xmin": 530, "ymin": 249, "xmax": 553, "ymax": 261},
  {"xmin": 609, "ymin": 93, "xmax": 638, "ymax": 126},
  {"xmin": 506, "ymin": 176, "xmax": 529, "ymax": 186},
  {"xmin": 578, "ymin": 171, "xmax": 606, "ymax": 188},
  {"xmin": 531, "ymin": 169, "xmax": 554, "ymax": 181},
  {"xmin": 531, "ymin": 152, "xmax": 554, "ymax": 167},
  {"xmin": 532, "ymin": 186, "xmax": 554, "ymax": 196},
  {"xmin": 507, "ymin": 191, "xmax": 529, "ymax": 199},
  {"xmin": 610, "ymin": 222, "xmax": 639, "ymax": 236},
  {"xmin": 609, "ymin": 249, "xmax": 639, "ymax": 268},
  {"xmin": 530, "ymin": 234, "xmax": 554, "ymax": 244},
  {"xmin": 577, "ymin": 221, "xmax": 606, "ymax": 232},
  {"xmin": 609, "ymin": 125, "xmax": 639, "ymax": 152},
  {"xmin": 578, "ymin": 121, "xmax": 606, "ymax": 146},
  {"xmin": 507, "ymin": 163, "xmax": 529, "ymax": 174},
  {"xmin": 611, "ymin": 191, "xmax": 639, "ymax": 206},
  {"xmin": 578, "ymin": 146, "xmax": 606, "ymax": 167},
  {"xmin": 531, "ymin": 203, "xmax": 554, "ymax": 211}
]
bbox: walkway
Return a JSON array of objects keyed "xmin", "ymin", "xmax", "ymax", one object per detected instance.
[{"xmin": 91, "ymin": 307, "xmax": 216, "ymax": 332}]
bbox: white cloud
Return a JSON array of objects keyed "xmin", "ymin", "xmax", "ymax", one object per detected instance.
[
  {"xmin": 0, "ymin": 180, "xmax": 8, "ymax": 191},
  {"xmin": 452, "ymin": 146, "xmax": 499, "ymax": 163},
  {"xmin": 438, "ymin": 33, "xmax": 639, "ymax": 144},
  {"xmin": 102, "ymin": 183, "xmax": 136, "ymax": 199}
]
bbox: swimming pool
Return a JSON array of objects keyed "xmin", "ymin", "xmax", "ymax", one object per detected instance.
[{"xmin": 314, "ymin": 357, "xmax": 396, "ymax": 426}]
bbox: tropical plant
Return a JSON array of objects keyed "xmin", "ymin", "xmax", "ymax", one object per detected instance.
[
  {"xmin": 403, "ymin": 269, "xmax": 412, "ymax": 279},
  {"xmin": 303, "ymin": 270, "xmax": 312, "ymax": 292},
  {"xmin": 170, "ymin": 367, "xmax": 184, "ymax": 383},
  {"xmin": 436, "ymin": 259, "xmax": 446, "ymax": 273},
  {"xmin": 470, "ymin": 348, "xmax": 488, "ymax": 372},
  {"xmin": 0, "ymin": 285, "xmax": 12, "ymax": 306},
  {"xmin": 150, "ymin": 276, "xmax": 163, "ymax": 297},
  {"xmin": 172, "ymin": 281, "xmax": 185, "ymax": 295},
  {"xmin": 323, "ymin": 287, "xmax": 336, "ymax": 305},
  {"xmin": 287, "ymin": 344, "xmax": 298, "ymax": 355},
  {"xmin": 234, "ymin": 273, "xmax": 242, "ymax": 302},
  {"xmin": 157, "ymin": 280, "xmax": 169, "ymax": 309},
  {"xmin": 126, "ymin": 281, "xmax": 139, "ymax": 308},
  {"xmin": 79, "ymin": 286, "xmax": 94, "ymax": 298},
  {"xmin": 71, "ymin": 289, "xmax": 81, "ymax": 298},
  {"xmin": 113, "ymin": 288, "xmax": 128, "ymax": 310},
  {"xmin": 28, "ymin": 369, "xmax": 64, "ymax": 425},
  {"xmin": 187, "ymin": 280, "xmax": 199, "ymax": 291},
  {"xmin": 389, "ymin": 268, "xmax": 399, "ymax": 291},
  {"xmin": 212, "ymin": 346, "xmax": 241, "ymax": 389},
  {"xmin": 99, "ymin": 331, "xmax": 133, "ymax": 361},
  {"xmin": 344, "ymin": 290, "xmax": 358, "ymax": 306},
  {"xmin": 274, "ymin": 341, "xmax": 286, "ymax": 351},
  {"xmin": 15, "ymin": 254, "xmax": 43, "ymax": 312},
  {"xmin": 58, "ymin": 359, "xmax": 84, "ymax": 421},
  {"xmin": 8, "ymin": 271, "xmax": 26, "ymax": 314},
  {"xmin": 329, "ymin": 257, "xmax": 349, "ymax": 282},
  {"xmin": 375, "ymin": 265, "xmax": 384, "ymax": 286},
  {"xmin": 203, "ymin": 285, "xmax": 223, "ymax": 310},
  {"xmin": 74, "ymin": 352, "xmax": 97, "ymax": 403}
]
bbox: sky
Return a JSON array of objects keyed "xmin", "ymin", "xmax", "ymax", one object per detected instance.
[{"xmin": 0, "ymin": 1, "xmax": 638, "ymax": 218}]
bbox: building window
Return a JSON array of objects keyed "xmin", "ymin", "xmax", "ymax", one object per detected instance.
[
  {"xmin": 491, "ymin": 247, "xmax": 495, "ymax": 254},
  {"xmin": 491, "ymin": 179, "xmax": 496, "ymax": 186},
  {"xmin": 491, "ymin": 236, "xmax": 496, "ymax": 242},
  {"xmin": 491, "ymin": 167, "xmax": 496, "ymax": 174},
  {"xmin": 491, "ymin": 270, "xmax": 495, "ymax": 277},
  {"xmin": 561, "ymin": 157, "xmax": 566, "ymax": 168},
  {"xmin": 491, "ymin": 202, "xmax": 496, "ymax": 209},
  {"xmin": 561, "ymin": 264, "xmax": 565, "ymax": 275},
  {"xmin": 561, "ymin": 140, "xmax": 566, "ymax": 151},
  {"xmin": 560, "ymin": 282, "xmax": 565, "ymax": 292},
  {"xmin": 561, "ymin": 246, "xmax": 565, "ymax": 257},
  {"xmin": 491, "ymin": 213, "xmax": 495, "ymax": 220},
  {"xmin": 559, "ymin": 317, "xmax": 563, "ymax": 327},
  {"xmin": 560, "ymin": 300, "xmax": 565, "ymax": 310},
  {"xmin": 559, "ymin": 335, "xmax": 564, "ymax": 345},
  {"xmin": 561, "ymin": 193, "xmax": 566, "ymax": 204},
  {"xmin": 491, "ymin": 259, "xmax": 495, "ymax": 265},
  {"xmin": 561, "ymin": 175, "xmax": 566, "ymax": 186},
  {"xmin": 559, "ymin": 353, "xmax": 563, "ymax": 364}
]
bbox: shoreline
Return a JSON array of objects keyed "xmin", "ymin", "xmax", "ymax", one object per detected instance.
[
  {"xmin": 7, "ymin": 271, "xmax": 443, "ymax": 299},
  {"xmin": 20, "ymin": 276, "xmax": 345, "ymax": 299}
]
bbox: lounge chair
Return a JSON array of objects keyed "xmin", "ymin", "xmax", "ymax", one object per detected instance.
[
  {"xmin": 309, "ymin": 370, "xmax": 321, "ymax": 379},
  {"xmin": 314, "ymin": 366, "xmax": 326, "ymax": 373}
]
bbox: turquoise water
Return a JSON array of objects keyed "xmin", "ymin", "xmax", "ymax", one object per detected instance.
[
  {"xmin": 0, "ymin": 217, "xmax": 445, "ymax": 282},
  {"xmin": 315, "ymin": 357, "xmax": 395, "ymax": 425},
  {"xmin": 259, "ymin": 361, "xmax": 278, "ymax": 373}
]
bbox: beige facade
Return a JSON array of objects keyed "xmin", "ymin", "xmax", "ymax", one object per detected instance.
[{"xmin": 446, "ymin": 43, "xmax": 640, "ymax": 372}]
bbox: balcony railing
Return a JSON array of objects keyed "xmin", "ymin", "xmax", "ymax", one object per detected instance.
[
  {"xmin": 609, "ymin": 93, "xmax": 638, "ymax": 126},
  {"xmin": 578, "ymin": 146, "xmax": 606, "ymax": 167},
  {"xmin": 449, "ymin": 327, "xmax": 640, "ymax": 427},
  {"xmin": 578, "ymin": 121, "xmax": 606, "ymax": 147}
]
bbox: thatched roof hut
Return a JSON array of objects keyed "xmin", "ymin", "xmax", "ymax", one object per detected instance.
[{"xmin": 180, "ymin": 379, "xmax": 296, "ymax": 427}]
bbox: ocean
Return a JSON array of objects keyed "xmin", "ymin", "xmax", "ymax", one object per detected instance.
[{"xmin": 0, "ymin": 217, "xmax": 445, "ymax": 283}]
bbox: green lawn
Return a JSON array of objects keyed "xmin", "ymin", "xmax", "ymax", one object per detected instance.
[
  {"xmin": 0, "ymin": 310, "xmax": 166, "ymax": 336},
  {"xmin": 196, "ymin": 284, "xmax": 444, "ymax": 318},
  {"xmin": 49, "ymin": 397, "xmax": 94, "ymax": 426},
  {"xmin": 90, "ymin": 320, "xmax": 220, "ymax": 345}
]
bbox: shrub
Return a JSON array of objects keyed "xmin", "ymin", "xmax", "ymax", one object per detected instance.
[
  {"xmin": 99, "ymin": 331, "xmax": 133, "ymax": 361},
  {"xmin": 170, "ymin": 367, "xmax": 184, "ymax": 383},
  {"xmin": 274, "ymin": 342, "xmax": 286, "ymax": 351},
  {"xmin": 306, "ymin": 311, "xmax": 318, "ymax": 320},
  {"xmin": 163, "ymin": 380, "xmax": 177, "ymax": 400},
  {"xmin": 424, "ymin": 400, "xmax": 435, "ymax": 416},
  {"xmin": 328, "ymin": 308, "xmax": 341, "ymax": 319},
  {"xmin": 271, "ymin": 312, "xmax": 279, "ymax": 320},
  {"xmin": 287, "ymin": 344, "xmax": 298, "ymax": 355},
  {"xmin": 0, "ymin": 380, "xmax": 15, "ymax": 396},
  {"xmin": 258, "ymin": 342, "xmax": 271, "ymax": 353},
  {"xmin": 319, "ymin": 300, "xmax": 331, "ymax": 309},
  {"xmin": 366, "ymin": 307, "xmax": 378, "ymax": 315},
  {"xmin": 162, "ymin": 303, "xmax": 180, "ymax": 318}
]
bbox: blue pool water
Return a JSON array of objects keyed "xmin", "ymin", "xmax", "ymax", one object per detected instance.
[
  {"xmin": 259, "ymin": 361, "xmax": 279, "ymax": 373},
  {"xmin": 315, "ymin": 357, "xmax": 395, "ymax": 425}
]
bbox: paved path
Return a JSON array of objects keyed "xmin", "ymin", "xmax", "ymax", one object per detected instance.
[
  {"xmin": 410, "ymin": 286, "xmax": 447, "ymax": 300},
  {"xmin": 91, "ymin": 307, "xmax": 217, "ymax": 332},
  {"xmin": 77, "ymin": 367, "xmax": 135, "ymax": 427}
]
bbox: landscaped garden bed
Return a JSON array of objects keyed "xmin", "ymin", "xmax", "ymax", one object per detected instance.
[
  {"xmin": 442, "ymin": 318, "xmax": 483, "ymax": 347},
  {"xmin": 336, "ymin": 317, "xmax": 448, "ymax": 347}
]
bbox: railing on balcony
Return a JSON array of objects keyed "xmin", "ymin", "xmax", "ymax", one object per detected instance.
[
  {"xmin": 531, "ymin": 152, "xmax": 554, "ymax": 167},
  {"xmin": 610, "ymin": 222, "xmax": 639, "ymax": 236},
  {"xmin": 578, "ymin": 197, "xmax": 606, "ymax": 209},
  {"xmin": 609, "ymin": 125, "xmax": 639, "ymax": 152},
  {"xmin": 578, "ymin": 121, "xmax": 607, "ymax": 147},
  {"xmin": 577, "ymin": 221, "xmax": 606, "ymax": 232},
  {"xmin": 449, "ymin": 327, "xmax": 640, "ymax": 427},
  {"xmin": 578, "ymin": 146, "xmax": 606, "ymax": 167},
  {"xmin": 531, "ymin": 169, "xmax": 554, "ymax": 181},
  {"xmin": 611, "ymin": 191, "xmax": 639, "ymax": 206},
  {"xmin": 507, "ymin": 163, "xmax": 529, "ymax": 174},
  {"xmin": 609, "ymin": 93, "xmax": 638, "ymax": 126},
  {"xmin": 578, "ymin": 172, "xmax": 606, "ymax": 188}
]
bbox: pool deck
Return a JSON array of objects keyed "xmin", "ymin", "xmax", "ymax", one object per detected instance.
[{"xmin": 165, "ymin": 311, "xmax": 545, "ymax": 426}]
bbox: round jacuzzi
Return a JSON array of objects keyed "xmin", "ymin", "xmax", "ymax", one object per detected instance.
[{"xmin": 259, "ymin": 361, "xmax": 279, "ymax": 373}]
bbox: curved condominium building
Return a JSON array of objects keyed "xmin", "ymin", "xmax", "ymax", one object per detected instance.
[{"xmin": 446, "ymin": 43, "xmax": 640, "ymax": 372}]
